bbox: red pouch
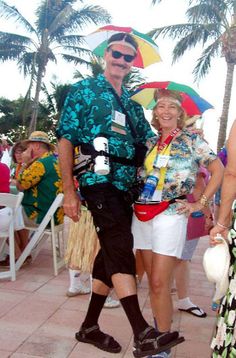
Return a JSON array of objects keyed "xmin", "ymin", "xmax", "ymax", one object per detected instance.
[{"xmin": 134, "ymin": 201, "xmax": 170, "ymax": 222}]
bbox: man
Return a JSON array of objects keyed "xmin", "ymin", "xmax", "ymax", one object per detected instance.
[
  {"xmin": 16, "ymin": 131, "xmax": 63, "ymax": 226},
  {"xmin": 57, "ymin": 33, "xmax": 184, "ymax": 357}
]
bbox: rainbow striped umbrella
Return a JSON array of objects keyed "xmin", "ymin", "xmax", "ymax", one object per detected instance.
[
  {"xmin": 131, "ymin": 81, "xmax": 213, "ymax": 116},
  {"xmin": 85, "ymin": 25, "xmax": 161, "ymax": 69}
]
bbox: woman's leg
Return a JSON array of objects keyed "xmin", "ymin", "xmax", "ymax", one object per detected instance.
[
  {"xmin": 141, "ymin": 250, "xmax": 177, "ymax": 331},
  {"xmin": 151, "ymin": 254, "xmax": 177, "ymax": 332}
]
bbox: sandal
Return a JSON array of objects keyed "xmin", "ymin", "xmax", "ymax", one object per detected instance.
[
  {"xmin": 75, "ymin": 324, "xmax": 121, "ymax": 353},
  {"xmin": 178, "ymin": 306, "xmax": 207, "ymax": 318},
  {"xmin": 133, "ymin": 326, "xmax": 185, "ymax": 358}
]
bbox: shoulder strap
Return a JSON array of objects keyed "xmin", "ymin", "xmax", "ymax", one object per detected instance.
[{"xmin": 110, "ymin": 86, "xmax": 138, "ymax": 140}]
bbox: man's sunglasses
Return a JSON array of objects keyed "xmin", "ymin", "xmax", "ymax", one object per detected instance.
[{"xmin": 110, "ymin": 49, "xmax": 136, "ymax": 63}]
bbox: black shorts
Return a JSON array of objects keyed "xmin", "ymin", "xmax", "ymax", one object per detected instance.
[{"xmin": 80, "ymin": 183, "xmax": 136, "ymax": 288}]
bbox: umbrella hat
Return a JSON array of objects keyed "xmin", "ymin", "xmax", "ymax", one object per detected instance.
[
  {"xmin": 85, "ymin": 25, "xmax": 161, "ymax": 69},
  {"xmin": 131, "ymin": 81, "xmax": 214, "ymax": 116}
]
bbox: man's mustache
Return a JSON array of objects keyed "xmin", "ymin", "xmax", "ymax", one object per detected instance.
[{"xmin": 112, "ymin": 63, "xmax": 128, "ymax": 70}]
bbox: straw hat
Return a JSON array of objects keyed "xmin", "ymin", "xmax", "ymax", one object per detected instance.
[
  {"xmin": 203, "ymin": 238, "xmax": 230, "ymax": 301},
  {"xmin": 24, "ymin": 131, "xmax": 55, "ymax": 151}
]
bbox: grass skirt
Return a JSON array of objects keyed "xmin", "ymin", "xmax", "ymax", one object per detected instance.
[{"xmin": 64, "ymin": 206, "xmax": 99, "ymax": 273}]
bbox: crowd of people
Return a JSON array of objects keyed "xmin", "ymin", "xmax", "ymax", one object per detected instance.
[{"xmin": 0, "ymin": 30, "xmax": 235, "ymax": 358}]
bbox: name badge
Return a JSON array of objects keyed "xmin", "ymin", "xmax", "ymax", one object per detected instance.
[
  {"xmin": 155, "ymin": 154, "xmax": 170, "ymax": 168},
  {"xmin": 111, "ymin": 110, "xmax": 126, "ymax": 135}
]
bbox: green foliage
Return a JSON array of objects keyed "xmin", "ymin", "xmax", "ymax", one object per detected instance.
[{"xmin": 0, "ymin": 0, "xmax": 111, "ymax": 131}]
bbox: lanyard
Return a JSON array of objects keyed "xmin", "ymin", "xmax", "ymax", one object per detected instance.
[{"xmin": 157, "ymin": 128, "xmax": 180, "ymax": 153}]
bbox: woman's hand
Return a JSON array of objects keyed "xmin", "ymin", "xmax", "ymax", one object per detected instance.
[
  {"xmin": 209, "ymin": 224, "xmax": 229, "ymax": 246},
  {"xmin": 175, "ymin": 199, "xmax": 202, "ymax": 216}
]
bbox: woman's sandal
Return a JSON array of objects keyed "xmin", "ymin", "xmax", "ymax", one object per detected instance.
[
  {"xmin": 133, "ymin": 326, "xmax": 185, "ymax": 358},
  {"xmin": 75, "ymin": 324, "xmax": 121, "ymax": 353}
]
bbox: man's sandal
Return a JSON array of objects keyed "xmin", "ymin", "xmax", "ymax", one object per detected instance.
[
  {"xmin": 75, "ymin": 324, "xmax": 121, "ymax": 353},
  {"xmin": 133, "ymin": 326, "xmax": 185, "ymax": 358}
]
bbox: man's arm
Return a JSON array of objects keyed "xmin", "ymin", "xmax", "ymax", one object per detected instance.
[
  {"xmin": 58, "ymin": 137, "xmax": 81, "ymax": 222},
  {"xmin": 210, "ymin": 120, "xmax": 236, "ymax": 241}
]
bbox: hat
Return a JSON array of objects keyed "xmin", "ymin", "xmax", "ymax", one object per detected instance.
[
  {"xmin": 24, "ymin": 131, "xmax": 55, "ymax": 151},
  {"xmin": 203, "ymin": 239, "xmax": 230, "ymax": 301}
]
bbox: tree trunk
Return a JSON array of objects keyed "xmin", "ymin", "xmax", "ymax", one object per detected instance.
[
  {"xmin": 28, "ymin": 66, "xmax": 45, "ymax": 135},
  {"xmin": 217, "ymin": 62, "xmax": 235, "ymax": 152}
]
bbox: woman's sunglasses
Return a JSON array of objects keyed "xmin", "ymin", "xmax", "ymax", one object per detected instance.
[{"xmin": 110, "ymin": 49, "xmax": 136, "ymax": 63}]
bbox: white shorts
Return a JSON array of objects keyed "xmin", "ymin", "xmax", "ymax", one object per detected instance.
[
  {"xmin": 0, "ymin": 205, "xmax": 25, "ymax": 232},
  {"xmin": 132, "ymin": 212, "xmax": 188, "ymax": 258}
]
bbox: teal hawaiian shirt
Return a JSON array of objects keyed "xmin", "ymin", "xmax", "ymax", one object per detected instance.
[{"xmin": 56, "ymin": 74, "xmax": 154, "ymax": 191}]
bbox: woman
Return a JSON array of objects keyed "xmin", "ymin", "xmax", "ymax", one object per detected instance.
[
  {"xmin": 132, "ymin": 89, "xmax": 223, "ymax": 357},
  {"xmin": 11, "ymin": 141, "xmax": 27, "ymax": 185},
  {"xmin": 210, "ymin": 120, "xmax": 236, "ymax": 356}
]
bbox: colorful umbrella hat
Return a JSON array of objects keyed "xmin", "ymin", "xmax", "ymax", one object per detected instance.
[
  {"xmin": 131, "ymin": 81, "xmax": 214, "ymax": 116},
  {"xmin": 85, "ymin": 25, "xmax": 161, "ymax": 69}
]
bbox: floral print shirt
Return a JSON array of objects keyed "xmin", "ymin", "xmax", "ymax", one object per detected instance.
[
  {"xmin": 56, "ymin": 74, "xmax": 154, "ymax": 192},
  {"xmin": 143, "ymin": 130, "xmax": 217, "ymax": 214},
  {"xmin": 17, "ymin": 152, "xmax": 63, "ymax": 224}
]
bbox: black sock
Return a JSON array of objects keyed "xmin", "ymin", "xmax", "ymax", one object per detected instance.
[
  {"xmin": 82, "ymin": 292, "xmax": 107, "ymax": 328},
  {"xmin": 120, "ymin": 294, "xmax": 150, "ymax": 337}
]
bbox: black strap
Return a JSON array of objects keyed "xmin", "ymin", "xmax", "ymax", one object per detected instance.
[
  {"xmin": 169, "ymin": 195, "xmax": 186, "ymax": 204},
  {"xmin": 109, "ymin": 86, "xmax": 138, "ymax": 140}
]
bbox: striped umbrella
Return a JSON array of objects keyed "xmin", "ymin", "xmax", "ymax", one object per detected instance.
[
  {"xmin": 131, "ymin": 81, "xmax": 213, "ymax": 116},
  {"xmin": 85, "ymin": 25, "xmax": 161, "ymax": 68}
]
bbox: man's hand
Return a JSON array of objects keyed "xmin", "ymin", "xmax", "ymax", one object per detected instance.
[{"xmin": 63, "ymin": 190, "xmax": 81, "ymax": 222}]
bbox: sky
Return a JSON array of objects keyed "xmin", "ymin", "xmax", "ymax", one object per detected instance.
[{"xmin": 0, "ymin": 0, "xmax": 235, "ymax": 150}]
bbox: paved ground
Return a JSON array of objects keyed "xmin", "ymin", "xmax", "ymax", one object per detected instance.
[{"xmin": 0, "ymin": 237, "xmax": 216, "ymax": 357}]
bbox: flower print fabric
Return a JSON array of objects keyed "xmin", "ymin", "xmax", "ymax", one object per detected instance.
[
  {"xmin": 211, "ymin": 205, "xmax": 236, "ymax": 357},
  {"xmin": 142, "ymin": 130, "xmax": 216, "ymax": 214},
  {"xmin": 56, "ymin": 74, "xmax": 154, "ymax": 192},
  {"xmin": 17, "ymin": 152, "xmax": 63, "ymax": 224}
]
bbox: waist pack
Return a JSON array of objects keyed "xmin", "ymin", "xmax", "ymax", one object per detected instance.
[{"xmin": 134, "ymin": 195, "xmax": 186, "ymax": 222}]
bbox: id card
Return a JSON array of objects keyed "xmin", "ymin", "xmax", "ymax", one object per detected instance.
[
  {"xmin": 154, "ymin": 154, "xmax": 170, "ymax": 168},
  {"xmin": 111, "ymin": 110, "xmax": 126, "ymax": 135}
]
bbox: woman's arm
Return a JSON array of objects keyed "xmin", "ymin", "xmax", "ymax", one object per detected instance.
[{"xmin": 210, "ymin": 120, "xmax": 236, "ymax": 241}]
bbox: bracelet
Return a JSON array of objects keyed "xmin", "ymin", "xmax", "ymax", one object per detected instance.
[
  {"xmin": 216, "ymin": 221, "xmax": 230, "ymax": 230},
  {"xmin": 199, "ymin": 194, "xmax": 209, "ymax": 208}
]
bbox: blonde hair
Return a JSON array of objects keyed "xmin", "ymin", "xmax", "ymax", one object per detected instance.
[{"xmin": 151, "ymin": 89, "xmax": 187, "ymax": 130}]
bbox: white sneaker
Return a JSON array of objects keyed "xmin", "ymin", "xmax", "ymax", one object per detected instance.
[
  {"xmin": 104, "ymin": 296, "xmax": 120, "ymax": 308},
  {"xmin": 66, "ymin": 283, "xmax": 91, "ymax": 297}
]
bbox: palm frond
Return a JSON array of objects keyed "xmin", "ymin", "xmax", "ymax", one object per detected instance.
[
  {"xmin": 60, "ymin": 5, "xmax": 111, "ymax": 33},
  {"xmin": 0, "ymin": 0, "xmax": 36, "ymax": 35},
  {"xmin": 17, "ymin": 52, "xmax": 37, "ymax": 76},
  {"xmin": 60, "ymin": 53, "xmax": 91, "ymax": 66},
  {"xmin": 0, "ymin": 44, "xmax": 28, "ymax": 62},
  {"xmin": 0, "ymin": 31, "xmax": 34, "ymax": 47},
  {"xmin": 60, "ymin": 45, "xmax": 92, "ymax": 57},
  {"xmin": 55, "ymin": 34, "xmax": 85, "ymax": 46},
  {"xmin": 187, "ymin": 3, "xmax": 229, "ymax": 30},
  {"xmin": 193, "ymin": 39, "xmax": 222, "ymax": 81},
  {"xmin": 149, "ymin": 23, "xmax": 201, "ymax": 40}
]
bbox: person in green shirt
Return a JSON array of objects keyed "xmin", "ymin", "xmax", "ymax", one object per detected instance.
[
  {"xmin": 57, "ymin": 32, "xmax": 183, "ymax": 357},
  {"xmin": 16, "ymin": 131, "xmax": 63, "ymax": 226}
]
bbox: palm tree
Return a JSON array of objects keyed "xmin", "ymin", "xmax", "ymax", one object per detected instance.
[
  {"xmin": 0, "ymin": 0, "xmax": 111, "ymax": 134},
  {"xmin": 74, "ymin": 56, "xmax": 146, "ymax": 91},
  {"xmin": 150, "ymin": 0, "xmax": 236, "ymax": 151}
]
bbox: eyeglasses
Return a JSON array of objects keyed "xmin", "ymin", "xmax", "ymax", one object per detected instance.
[{"xmin": 110, "ymin": 49, "xmax": 136, "ymax": 63}]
